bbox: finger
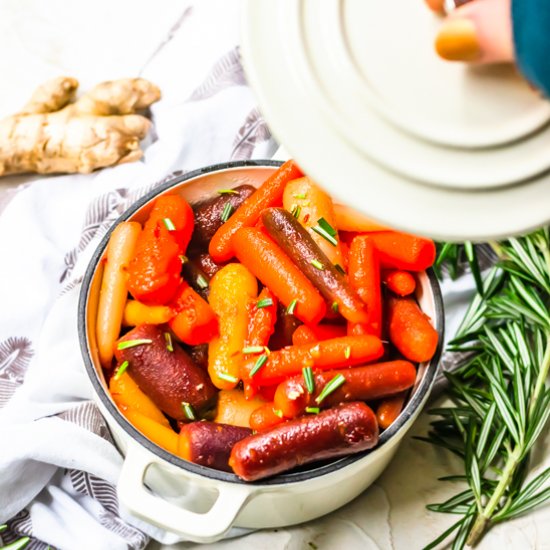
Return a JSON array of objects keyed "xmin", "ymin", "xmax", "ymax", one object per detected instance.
[
  {"xmin": 436, "ymin": 0, "xmax": 514, "ymax": 63},
  {"xmin": 73, "ymin": 78, "xmax": 161, "ymax": 116},
  {"xmin": 20, "ymin": 77, "xmax": 79, "ymax": 115}
]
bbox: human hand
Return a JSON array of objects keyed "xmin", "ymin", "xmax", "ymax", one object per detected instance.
[{"xmin": 426, "ymin": 0, "xmax": 514, "ymax": 63}]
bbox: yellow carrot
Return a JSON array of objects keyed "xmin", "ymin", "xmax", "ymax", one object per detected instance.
[
  {"xmin": 214, "ymin": 389, "xmax": 266, "ymax": 428},
  {"xmin": 333, "ymin": 203, "xmax": 389, "ymax": 233},
  {"xmin": 123, "ymin": 409, "xmax": 179, "ymax": 455},
  {"xmin": 208, "ymin": 264, "xmax": 258, "ymax": 390},
  {"xmin": 283, "ymin": 177, "xmax": 343, "ymax": 266},
  {"xmin": 97, "ymin": 222, "xmax": 141, "ymax": 368},
  {"xmin": 109, "ymin": 370, "xmax": 170, "ymax": 427},
  {"xmin": 122, "ymin": 300, "xmax": 174, "ymax": 326}
]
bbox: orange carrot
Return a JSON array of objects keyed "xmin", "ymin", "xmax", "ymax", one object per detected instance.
[
  {"xmin": 383, "ymin": 270, "xmax": 416, "ymax": 297},
  {"xmin": 208, "ymin": 264, "xmax": 258, "ymax": 389},
  {"xmin": 233, "ymin": 227, "xmax": 326, "ymax": 325},
  {"xmin": 146, "ymin": 194, "xmax": 194, "ymax": 251},
  {"xmin": 209, "ymin": 160, "xmax": 303, "ymax": 262},
  {"xmin": 242, "ymin": 335, "xmax": 384, "ymax": 386},
  {"xmin": 377, "ymin": 392, "xmax": 408, "ymax": 429},
  {"xmin": 245, "ymin": 288, "xmax": 278, "ymax": 348},
  {"xmin": 387, "ymin": 296, "xmax": 438, "ymax": 362},
  {"xmin": 122, "ymin": 300, "xmax": 174, "ymax": 326},
  {"xmin": 168, "ymin": 281, "xmax": 218, "ymax": 345},
  {"xmin": 292, "ymin": 324, "xmax": 346, "ymax": 345},
  {"xmin": 348, "ymin": 235, "xmax": 382, "ymax": 337},
  {"xmin": 249, "ymin": 403, "xmax": 286, "ymax": 432},
  {"xmin": 369, "ymin": 232, "xmax": 436, "ymax": 271},
  {"xmin": 333, "ymin": 204, "xmax": 389, "ymax": 233}
]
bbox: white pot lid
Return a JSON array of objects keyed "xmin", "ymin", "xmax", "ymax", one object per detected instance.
[{"xmin": 241, "ymin": 0, "xmax": 550, "ymax": 240}]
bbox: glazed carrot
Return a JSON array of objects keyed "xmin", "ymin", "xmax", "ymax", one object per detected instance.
[
  {"xmin": 168, "ymin": 281, "xmax": 218, "ymax": 345},
  {"xmin": 109, "ymin": 370, "xmax": 170, "ymax": 427},
  {"xmin": 214, "ymin": 389, "xmax": 266, "ymax": 428},
  {"xmin": 292, "ymin": 324, "xmax": 346, "ymax": 345},
  {"xmin": 383, "ymin": 270, "xmax": 416, "ymax": 297},
  {"xmin": 242, "ymin": 335, "xmax": 384, "ymax": 386},
  {"xmin": 123, "ymin": 409, "xmax": 179, "ymax": 455},
  {"xmin": 377, "ymin": 391, "xmax": 408, "ymax": 429},
  {"xmin": 262, "ymin": 208, "xmax": 368, "ymax": 324},
  {"xmin": 245, "ymin": 288, "xmax": 278, "ymax": 348},
  {"xmin": 333, "ymin": 203, "xmax": 389, "ymax": 233},
  {"xmin": 208, "ymin": 264, "xmax": 258, "ymax": 389},
  {"xmin": 193, "ymin": 252, "xmax": 224, "ymax": 278},
  {"xmin": 122, "ymin": 300, "xmax": 174, "ymax": 326},
  {"xmin": 209, "ymin": 160, "xmax": 303, "ymax": 262},
  {"xmin": 249, "ymin": 403, "xmax": 286, "ymax": 432},
  {"xmin": 127, "ymin": 195, "xmax": 194, "ymax": 305},
  {"xmin": 387, "ymin": 296, "xmax": 438, "ymax": 362},
  {"xmin": 283, "ymin": 177, "xmax": 344, "ymax": 266},
  {"xmin": 97, "ymin": 221, "xmax": 141, "ymax": 368},
  {"xmin": 273, "ymin": 360, "xmax": 416, "ymax": 418},
  {"xmin": 369, "ymin": 232, "xmax": 436, "ymax": 271},
  {"xmin": 233, "ymin": 227, "xmax": 326, "ymax": 325},
  {"xmin": 348, "ymin": 235, "xmax": 382, "ymax": 337}
]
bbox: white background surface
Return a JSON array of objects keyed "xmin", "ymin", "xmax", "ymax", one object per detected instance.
[{"xmin": 0, "ymin": 1, "xmax": 548, "ymax": 548}]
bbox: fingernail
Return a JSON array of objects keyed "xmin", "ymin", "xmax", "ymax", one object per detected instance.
[{"xmin": 435, "ymin": 18, "xmax": 481, "ymax": 61}]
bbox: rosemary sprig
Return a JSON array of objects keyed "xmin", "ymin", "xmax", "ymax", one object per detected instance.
[{"xmin": 422, "ymin": 228, "xmax": 550, "ymax": 549}]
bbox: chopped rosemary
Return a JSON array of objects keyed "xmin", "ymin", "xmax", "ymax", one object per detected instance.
[
  {"xmin": 344, "ymin": 346, "xmax": 351, "ymax": 359},
  {"xmin": 317, "ymin": 217, "xmax": 337, "ymax": 237},
  {"xmin": 114, "ymin": 360, "xmax": 129, "ymax": 380},
  {"xmin": 217, "ymin": 189, "xmax": 239, "ymax": 195},
  {"xmin": 273, "ymin": 409, "xmax": 283, "ymax": 418},
  {"xmin": 242, "ymin": 345, "xmax": 264, "ymax": 354},
  {"xmin": 164, "ymin": 332, "xmax": 173, "ymax": 352},
  {"xmin": 221, "ymin": 203, "xmax": 233, "ymax": 223},
  {"xmin": 311, "ymin": 259, "xmax": 324, "ymax": 270},
  {"xmin": 305, "ymin": 407, "xmax": 320, "ymax": 414},
  {"xmin": 117, "ymin": 339, "xmax": 152, "ymax": 350},
  {"xmin": 331, "ymin": 301, "xmax": 339, "ymax": 313},
  {"xmin": 250, "ymin": 354, "xmax": 268, "ymax": 376},
  {"xmin": 257, "ymin": 297, "xmax": 274, "ymax": 309},
  {"xmin": 182, "ymin": 402, "xmax": 196, "ymax": 421},
  {"xmin": 162, "ymin": 217, "xmax": 176, "ymax": 231},
  {"xmin": 302, "ymin": 366, "xmax": 315, "ymax": 394},
  {"xmin": 312, "ymin": 225, "xmax": 338, "ymax": 246},
  {"xmin": 218, "ymin": 372, "xmax": 239, "ymax": 384},
  {"xmin": 293, "ymin": 192, "xmax": 307, "ymax": 199},
  {"xmin": 334, "ymin": 263, "xmax": 346, "ymax": 275},
  {"xmin": 291, "ymin": 205, "xmax": 301, "ymax": 218},
  {"xmin": 286, "ymin": 298, "xmax": 298, "ymax": 315},
  {"xmin": 315, "ymin": 374, "xmax": 346, "ymax": 404},
  {"xmin": 196, "ymin": 274, "xmax": 209, "ymax": 289}
]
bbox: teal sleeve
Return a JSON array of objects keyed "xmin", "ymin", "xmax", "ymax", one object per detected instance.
[{"xmin": 512, "ymin": 0, "xmax": 550, "ymax": 97}]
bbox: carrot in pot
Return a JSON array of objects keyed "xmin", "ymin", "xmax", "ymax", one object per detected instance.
[
  {"xmin": 123, "ymin": 409, "xmax": 179, "ymax": 455},
  {"xmin": 369, "ymin": 231, "xmax": 436, "ymax": 272},
  {"xmin": 292, "ymin": 325, "xmax": 318, "ymax": 345},
  {"xmin": 387, "ymin": 296, "xmax": 438, "ymax": 363},
  {"xmin": 262, "ymin": 208, "xmax": 368, "ymax": 324},
  {"xmin": 268, "ymin": 304, "xmax": 302, "ymax": 351},
  {"xmin": 348, "ymin": 235, "xmax": 382, "ymax": 337},
  {"xmin": 209, "ymin": 160, "xmax": 303, "ymax": 262},
  {"xmin": 97, "ymin": 221, "xmax": 142, "ymax": 368},
  {"xmin": 192, "ymin": 252, "xmax": 224, "ymax": 278},
  {"xmin": 168, "ymin": 281, "xmax": 218, "ymax": 345},
  {"xmin": 377, "ymin": 391, "xmax": 408, "ymax": 430},
  {"xmin": 292, "ymin": 324, "xmax": 346, "ymax": 345},
  {"xmin": 383, "ymin": 270, "xmax": 416, "ymax": 297},
  {"xmin": 245, "ymin": 288, "xmax": 278, "ymax": 348},
  {"xmin": 214, "ymin": 389, "xmax": 266, "ymax": 428},
  {"xmin": 333, "ymin": 203, "xmax": 389, "ymax": 233},
  {"xmin": 208, "ymin": 264, "xmax": 258, "ymax": 389},
  {"xmin": 232, "ymin": 227, "xmax": 326, "ymax": 325},
  {"xmin": 241, "ymin": 335, "xmax": 384, "ymax": 387},
  {"xmin": 181, "ymin": 257, "xmax": 211, "ymax": 299},
  {"xmin": 249, "ymin": 403, "xmax": 287, "ymax": 432},
  {"xmin": 273, "ymin": 360, "xmax": 416, "ymax": 418},
  {"xmin": 282, "ymin": 177, "xmax": 344, "ymax": 267},
  {"xmin": 122, "ymin": 300, "xmax": 174, "ymax": 326}
]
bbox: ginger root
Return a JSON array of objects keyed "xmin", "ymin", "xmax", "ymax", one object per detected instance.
[{"xmin": 0, "ymin": 77, "xmax": 161, "ymax": 176}]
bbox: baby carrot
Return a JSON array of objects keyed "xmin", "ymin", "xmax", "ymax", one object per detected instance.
[
  {"xmin": 377, "ymin": 391, "xmax": 408, "ymax": 429},
  {"xmin": 209, "ymin": 160, "xmax": 303, "ymax": 262},
  {"xmin": 292, "ymin": 325, "xmax": 318, "ymax": 345},
  {"xmin": 369, "ymin": 231, "xmax": 436, "ymax": 271},
  {"xmin": 249, "ymin": 403, "xmax": 287, "ymax": 432},
  {"xmin": 348, "ymin": 235, "xmax": 382, "ymax": 337},
  {"xmin": 123, "ymin": 409, "xmax": 179, "ymax": 455},
  {"xmin": 97, "ymin": 221, "xmax": 142, "ymax": 368},
  {"xmin": 122, "ymin": 300, "xmax": 174, "ymax": 326},
  {"xmin": 383, "ymin": 270, "xmax": 416, "ymax": 297},
  {"xmin": 214, "ymin": 389, "xmax": 266, "ymax": 428},
  {"xmin": 283, "ymin": 177, "xmax": 344, "ymax": 266},
  {"xmin": 242, "ymin": 335, "xmax": 384, "ymax": 386},
  {"xmin": 387, "ymin": 296, "xmax": 438, "ymax": 362},
  {"xmin": 333, "ymin": 203, "xmax": 389, "ymax": 233},
  {"xmin": 245, "ymin": 288, "xmax": 278, "ymax": 348},
  {"xmin": 292, "ymin": 324, "xmax": 347, "ymax": 345},
  {"xmin": 208, "ymin": 264, "xmax": 258, "ymax": 389},
  {"xmin": 232, "ymin": 227, "xmax": 326, "ymax": 325}
]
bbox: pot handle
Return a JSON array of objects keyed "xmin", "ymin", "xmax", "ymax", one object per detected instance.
[{"xmin": 117, "ymin": 444, "xmax": 251, "ymax": 543}]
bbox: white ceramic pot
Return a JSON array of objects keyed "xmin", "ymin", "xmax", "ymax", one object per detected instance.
[{"xmin": 78, "ymin": 161, "xmax": 444, "ymax": 544}]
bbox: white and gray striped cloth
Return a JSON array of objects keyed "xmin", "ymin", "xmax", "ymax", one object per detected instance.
[{"xmin": 0, "ymin": 2, "xmax": 484, "ymax": 548}]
